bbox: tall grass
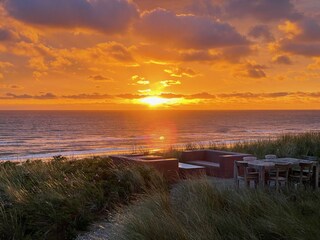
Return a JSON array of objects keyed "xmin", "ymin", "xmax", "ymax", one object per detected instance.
[
  {"xmin": 0, "ymin": 157, "xmax": 166, "ymax": 240},
  {"xmin": 161, "ymin": 132, "xmax": 320, "ymax": 159},
  {"xmin": 112, "ymin": 179, "xmax": 320, "ymax": 240},
  {"xmin": 223, "ymin": 132, "xmax": 320, "ymax": 159}
]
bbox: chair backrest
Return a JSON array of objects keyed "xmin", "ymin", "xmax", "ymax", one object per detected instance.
[
  {"xmin": 274, "ymin": 163, "xmax": 290, "ymax": 171},
  {"xmin": 274, "ymin": 163, "xmax": 290, "ymax": 178},
  {"xmin": 243, "ymin": 156, "xmax": 257, "ymax": 161},
  {"xmin": 299, "ymin": 162, "xmax": 313, "ymax": 174},
  {"xmin": 265, "ymin": 154, "xmax": 277, "ymax": 159},
  {"xmin": 235, "ymin": 161, "xmax": 248, "ymax": 168},
  {"xmin": 235, "ymin": 161, "xmax": 248, "ymax": 178}
]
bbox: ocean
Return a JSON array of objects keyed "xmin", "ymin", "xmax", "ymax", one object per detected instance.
[{"xmin": 1, "ymin": 110, "xmax": 320, "ymax": 161}]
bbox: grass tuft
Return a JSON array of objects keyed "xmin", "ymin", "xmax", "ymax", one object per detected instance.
[
  {"xmin": 160, "ymin": 132, "xmax": 320, "ymax": 160},
  {"xmin": 112, "ymin": 179, "xmax": 320, "ymax": 240},
  {"xmin": 0, "ymin": 157, "xmax": 166, "ymax": 240}
]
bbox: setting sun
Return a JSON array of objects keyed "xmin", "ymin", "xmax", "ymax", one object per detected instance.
[{"xmin": 139, "ymin": 96, "xmax": 169, "ymax": 107}]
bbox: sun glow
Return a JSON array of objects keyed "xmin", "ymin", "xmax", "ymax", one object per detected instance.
[
  {"xmin": 140, "ymin": 96, "xmax": 169, "ymax": 106},
  {"xmin": 137, "ymin": 96, "xmax": 196, "ymax": 107}
]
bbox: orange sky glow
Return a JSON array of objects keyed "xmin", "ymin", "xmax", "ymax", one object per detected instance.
[{"xmin": 1, "ymin": 0, "xmax": 320, "ymax": 110}]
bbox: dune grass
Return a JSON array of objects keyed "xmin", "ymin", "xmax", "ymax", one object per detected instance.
[
  {"xmin": 161, "ymin": 132, "xmax": 320, "ymax": 160},
  {"xmin": 0, "ymin": 157, "xmax": 166, "ymax": 240},
  {"xmin": 222, "ymin": 132, "xmax": 320, "ymax": 159},
  {"xmin": 111, "ymin": 179, "xmax": 320, "ymax": 240}
]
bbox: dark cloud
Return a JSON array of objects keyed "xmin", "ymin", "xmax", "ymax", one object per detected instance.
[
  {"xmin": 277, "ymin": 17, "xmax": 320, "ymax": 57},
  {"xmin": 180, "ymin": 45, "xmax": 252, "ymax": 63},
  {"xmin": 133, "ymin": 0, "xmax": 220, "ymax": 16},
  {"xmin": 62, "ymin": 93, "xmax": 113, "ymax": 99},
  {"xmin": 184, "ymin": 0, "xmax": 221, "ymax": 17},
  {"xmin": 218, "ymin": 92, "xmax": 256, "ymax": 98},
  {"xmin": 238, "ymin": 63, "xmax": 267, "ymax": 79},
  {"xmin": 0, "ymin": 84, "xmax": 23, "ymax": 89},
  {"xmin": 295, "ymin": 18, "xmax": 320, "ymax": 41},
  {"xmin": 0, "ymin": 84, "xmax": 23, "ymax": 90},
  {"xmin": 295, "ymin": 91, "xmax": 320, "ymax": 98},
  {"xmin": 4, "ymin": 92, "xmax": 57, "ymax": 99},
  {"xmin": 266, "ymin": 92, "xmax": 290, "ymax": 98},
  {"xmin": 222, "ymin": 45, "xmax": 253, "ymax": 62},
  {"xmin": 4, "ymin": 93, "xmax": 32, "ymax": 99},
  {"xmin": 189, "ymin": 92, "xmax": 216, "ymax": 99},
  {"xmin": 280, "ymin": 40, "xmax": 320, "ymax": 57},
  {"xmin": 180, "ymin": 50, "xmax": 221, "ymax": 62},
  {"xmin": 248, "ymin": 25, "xmax": 274, "ymax": 42},
  {"xmin": 155, "ymin": 92, "xmax": 216, "ymax": 99},
  {"xmin": 137, "ymin": 8, "xmax": 249, "ymax": 49},
  {"xmin": 107, "ymin": 43, "xmax": 135, "ymax": 62},
  {"xmin": 272, "ymin": 55, "xmax": 293, "ymax": 65},
  {"xmin": 35, "ymin": 93, "xmax": 57, "ymax": 99},
  {"xmin": 2, "ymin": 91, "xmax": 320, "ymax": 101},
  {"xmin": 158, "ymin": 92, "xmax": 215, "ymax": 99},
  {"xmin": 9, "ymin": 85, "xmax": 21, "ymax": 89},
  {"xmin": 2, "ymin": 92, "xmax": 114, "ymax": 100},
  {"xmin": 224, "ymin": 0, "xmax": 301, "ymax": 22},
  {"xmin": 122, "ymin": 91, "xmax": 320, "ymax": 100},
  {"xmin": 4, "ymin": 0, "xmax": 138, "ymax": 33},
  {"xmin": 218, "ymin": 92, "xmax": 290, "ymax": 98},
  {"xmin": 133, "ymin": 0, "xmax": 190, "ymax": 11},
  {"xmin": 116, "ymin": 93, "xmax": 145, "ymax": 99},
  {"xmin": 0, "ymin": 28, "xmax": 14, "ymax": 41},
  {"xmin": 88, "ymin": 75, "xmax": 113, "ymax": 82},
  {"xmin": 159, "ymin": 93, "xmax": 185, "ymax": 99}
]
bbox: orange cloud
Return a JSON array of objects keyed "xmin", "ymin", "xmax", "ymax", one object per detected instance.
[
  {"xmin": 160, "ymin": 80, "xmax": 181, "ymax": 87},
  {"xmin": 0, "ymin": 61, "xmax": 13, "ymax": 69},
  {"xmin": 131, "ymin": 75, "xmax": 150, "ymax": 85},
  {"xmin": 308, "ymin": 58, "xmax": 320, "ymax": 70},
  {"xmin": 0, "ymin": 84, "xmax": 23, "ymax": 89},
  {"xmin": 279, "ymin": 20, "xmax": 301, "ymax": 37},
  {"xmin": 164, "ymin": 66, "xmax": 197, "ymax": 78}
]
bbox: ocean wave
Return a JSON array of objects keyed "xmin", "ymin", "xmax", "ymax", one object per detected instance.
[{"xmin": 1, "ymin": 110, "xmax": 320, "ymax": 160}]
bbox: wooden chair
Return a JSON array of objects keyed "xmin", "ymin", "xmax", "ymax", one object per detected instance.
[
  {"xmin": 267, "ymin": 163, "xmax": 290, "ymax": 191},
  {"xmin": 243, "ymin": 156, "xmax": 258, "ymax": 173},
  {"xmin": 290, "ymin": 162, "xmax": 313, "ymax": 188},
  {"xmin": 235, "ymin": 161, "xmax": 259, "ymax": 188}
]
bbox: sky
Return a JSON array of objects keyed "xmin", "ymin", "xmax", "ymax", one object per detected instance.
[{"xmin": 0, "ymin": 0, "xmax": 320, "ymax": 110}]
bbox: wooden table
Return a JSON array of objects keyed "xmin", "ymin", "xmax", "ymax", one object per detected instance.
[{"xmin": 234, "ymin": 158, "xmax": 319, "ymax": 189}]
